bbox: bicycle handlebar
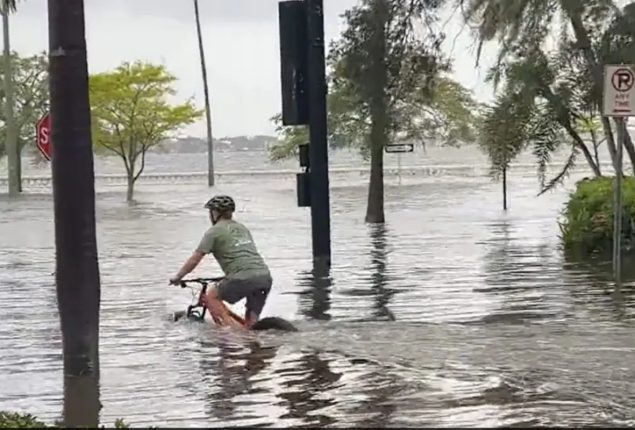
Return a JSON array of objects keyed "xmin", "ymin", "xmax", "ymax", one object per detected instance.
[{"xmin": 178, "ymin": 277, "xmax": 225, "ymax": 288}]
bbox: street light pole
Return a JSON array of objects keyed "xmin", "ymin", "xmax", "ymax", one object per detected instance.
[{"xmin": 193, "ymin": 0, "xmax": 215, "ymax": 187}]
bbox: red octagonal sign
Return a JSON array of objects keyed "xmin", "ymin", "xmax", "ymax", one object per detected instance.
[{"xmin": 36, "ymin": 112, "xmax": 52, "ymax": 161}]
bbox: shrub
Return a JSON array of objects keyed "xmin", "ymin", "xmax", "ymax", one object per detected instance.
[
  {"xmin": 560, "ymin": 176, "xmax": 635, "ymax": 256},
  {"xmin": 0, "ymin": 411, "xmax": 131, "ymax": 428},
  {"xmin": 0, "ymin": 411, "xmax": 49, "ymax": 428}
]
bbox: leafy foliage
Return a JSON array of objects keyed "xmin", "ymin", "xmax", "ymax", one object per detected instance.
[
  {"xmin": 0, "ymin": 411, "xmax": 133, "ymax": 429},
  {"xmin": 328, "ymin": 0, "xmax": 449, "ymax": 147},
  {"xmin": 560, "ymin": 176, "xmax": 635, "ymax": 255},
  {"xmin": 476, "ymin": 42, "xmax": 612, "ymax": 193},
  {"xmin": 478, "ymin": 89, "xmax": 532, "ymax": 180},
  {"xmin": 0, "ymin": 52, "xmax": 49, "ymax": 160},
  {"xmin": 0, "ymin": 411, "xmax": 48, "ymax": 428},
  {"xmin": 460, "ymin": 0, "xmax": 635, "ymax": 176},
  {"xmin": 89, "ymin": 61, "xmax": 202, "ymax": 200},
  {"xmin": 0, "ymin": 1, "xmax": 18, "ymax": 14},
  {"xmin": 269, "ymin": 1, "xmax": 479, "ymax": 162}
]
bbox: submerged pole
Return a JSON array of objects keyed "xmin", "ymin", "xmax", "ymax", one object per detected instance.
[
  {"xmin": 613, "ymin": 118, "xmax": 625, "ymax": 290},
  {"xmin": 305, "ymin": 0, "xmax": 332, "ymax": 269},
  {"xmin": 502, "ymin": 165, "xmax": 508, "ymax": 211}
]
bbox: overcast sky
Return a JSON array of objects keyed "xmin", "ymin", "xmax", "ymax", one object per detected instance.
[{"xmin": 8, "ymin": 0, "xmax": 496, "ymax": 138}]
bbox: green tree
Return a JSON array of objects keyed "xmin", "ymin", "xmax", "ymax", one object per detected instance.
[
  {"xmin": 0, "ymin": 52, "xmax": 49, "ymax": 160},
  {"xmin": 477, "ymin": 48, "xmax": 605, "ymax": 194},
  {"xmin": 267, "ymin": 87, "xmax": 357, "ymax": 161},
  {"xmin": 460, "ymin": 0, "xmax": 635, "ymax": 177},
  {"xmin": 89, "ymin": 61, "xmax": 202, "ymax": 201},
  {"xmin": 271, "ymin": 0, "xmax": 477, "ymax": 224},
  {"xmin": 330, "ymin": 0, "xmax": 449, "ymax": 223}
]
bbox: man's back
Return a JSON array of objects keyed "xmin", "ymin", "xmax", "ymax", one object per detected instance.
[{"xmin": 197, "ymin": 219, "xmax": 269, "ymax": 279}]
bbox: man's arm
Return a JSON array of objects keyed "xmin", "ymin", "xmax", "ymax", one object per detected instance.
[
  {"xmin": 170, "ymin": 228, "xmax": 216, "ymax": 284},
  {"xmin": 170, "ymin": 251, "xmax": 205, "ymax": 284}
]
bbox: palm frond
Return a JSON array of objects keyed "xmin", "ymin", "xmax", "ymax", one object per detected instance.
[
  {"xmin": 1, "ymin": 0, "xmax": 18, "ymax": 14},
  {"xmin": 526, "ymin": 102, "xmax": 563, "ymax": 187},
  {"xmin": 478, "ymin": 89, "xmax": 533, "ymax": 179},
  {"xmin": 537, "ymin": 145, "xmax": 578, "ymax": 196}
]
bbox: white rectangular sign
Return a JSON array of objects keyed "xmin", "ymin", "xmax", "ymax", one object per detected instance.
[{"xmin": 603, "ymin": 64, "xmax": 635, "ymax": 117}]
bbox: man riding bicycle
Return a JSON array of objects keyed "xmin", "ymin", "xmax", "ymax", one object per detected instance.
[{"xmin": 169, "ymin": 195, "xmax": 272, "ymax": 329}]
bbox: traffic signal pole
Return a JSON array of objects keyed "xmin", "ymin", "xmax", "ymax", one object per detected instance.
[
  {"xmin": 278, "ymin": 0, "xmax": 332, "ymax": 269},
  {"xmin": 305, "ymin": 0, "xmax": 331, "ymax": 269}
]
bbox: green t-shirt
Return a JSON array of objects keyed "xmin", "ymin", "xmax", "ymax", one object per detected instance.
[{"xmin": 196, "ymin": 219, "xmax": 270, "ymax": 279}]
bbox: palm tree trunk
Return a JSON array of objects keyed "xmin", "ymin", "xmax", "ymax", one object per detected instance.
[
  {"xmin": 589, "ymin": 126, "xmax": 602, "ymax": 175},
  {"xmin": 194, "ymin": 0, "xmax": 214, "ymax": 187},
  {"xmin": 48, "ymin": 0, "xmax": 101, "ymax": 426},
  {"xmin": 623, "ymin": 127, "xmax": 635, "ymax": 175},
  {"xmin": 2, "ymin": 7, "xmax": 19, "ymax": 196}
]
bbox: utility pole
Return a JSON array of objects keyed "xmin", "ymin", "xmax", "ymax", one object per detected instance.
[
  {"xmin": 193, "ymin": 0, "xmax": 215, "ymax": 187},
  {"xmin": 2, "ymin": 4, "xmax": 19, "ymax": 196},
  {"xmin": 305, "ymin": 0, "xmax": 332, "ymax": 269},
  {"xmin": 48, "ymin": 0, "xmax": 101, "ymax": 426}
]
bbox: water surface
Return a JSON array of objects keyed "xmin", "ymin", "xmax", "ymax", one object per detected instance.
[{"xmin": 1, "ymin": 147, "xmax": 634, "ymax": 427}]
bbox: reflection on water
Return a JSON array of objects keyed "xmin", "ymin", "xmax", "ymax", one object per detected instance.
[
  {"xmin": 199, "ymin": 338, "xmax": 278, "ymax": 423},
  {"xmin": 297, "ymin": 268, "xmax": 332, "ymax": 321},
  {"xmin": 367, "ymin": 224, "xmax": 396, "ymax": 321},
  {"xmin": 275, "ymin": 351, "xmax": 341, "ymax": 427},
  {"xmin": 2, "ymin": 151, "xmax": 635, "ymax": 427}
]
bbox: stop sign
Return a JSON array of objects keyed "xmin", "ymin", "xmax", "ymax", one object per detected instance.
[{"xmin": 36, "ymin": 112, "xmax": 52, "ymax": 161}]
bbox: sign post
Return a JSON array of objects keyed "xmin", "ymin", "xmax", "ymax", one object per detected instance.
[
  {"xmin": 36, "ymin": 112, "xmax": 52, "ymax": 161},
  {"xmin": 602, "ymin": 65, "xmax": 635, "ymax": 290},
  {"xmin": 385, "ymin": 143, "xmax": 414, "ymax": 185}
]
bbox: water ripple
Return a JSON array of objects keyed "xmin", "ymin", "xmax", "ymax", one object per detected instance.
[{"xmin": 1, "ymin": 150, "xmax": 635, "ymax": 427}]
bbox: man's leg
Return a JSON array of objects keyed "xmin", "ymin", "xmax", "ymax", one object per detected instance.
[
  {"xmin": 204, "ymin": 282, "xmax": 243, "ymax": 329},
  {"xmin": 244, "ymin": 276, "xmax": 272, "ymax": 328}
]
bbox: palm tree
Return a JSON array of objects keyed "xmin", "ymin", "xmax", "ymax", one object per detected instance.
[
  {"xmin": 193, "ymin": 0, "xmax": 215, "ymax": 187},
  {"xmin": 460, "ymin": 0, "xmax": 635, "ymax": 175},
  {"xmin": 48, "ymin": 0, "xmax": 101, "ymax": 426},
  {"xmin": 2, "ymin": 0, "xmax": 19, "ymax": 195},
  {"xmin": 477, "ymin": 50, "xmax": 602, "ymax": 195}
]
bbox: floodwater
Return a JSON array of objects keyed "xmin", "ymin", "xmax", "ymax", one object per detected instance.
[{"xmin": 1, "ymin": 147, "xmax": 634, "ymax": 427}]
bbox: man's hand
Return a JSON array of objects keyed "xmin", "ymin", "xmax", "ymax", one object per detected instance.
[{"xmin": 169, "ymin": 276, "xmax": 182, "ymax": 286}]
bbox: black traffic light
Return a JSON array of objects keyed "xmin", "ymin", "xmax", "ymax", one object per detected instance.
[{"xmin": 278, "ymin": 1, "xmax": 309, "ymax": 126}]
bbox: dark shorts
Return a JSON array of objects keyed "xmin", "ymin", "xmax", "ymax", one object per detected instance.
[{"xmin": 217, "ymin": 274, "xmax": 272, "ymax": 317}]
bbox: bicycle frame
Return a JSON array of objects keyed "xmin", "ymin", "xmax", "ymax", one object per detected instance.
[{"xmin": 178, "ymin": 277, "xmax": 246, "ymax": 327}]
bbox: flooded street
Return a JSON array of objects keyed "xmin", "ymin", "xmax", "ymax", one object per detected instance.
[{"xmin": 1, "ymin": 147, "xmax": 634, "ymax": 427}]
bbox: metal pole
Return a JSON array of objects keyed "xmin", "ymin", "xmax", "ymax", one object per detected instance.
[
  {"xmin": 305, "ymin": 0, "xmax": 332, "ymax": 269},
  {"xmin": 193, "ymin": 0, "xmax": 215, "ymax": 187},
  {"xmin": 613, "ymin": 118, "xmax": 624, "ymax": 289},
  {"xmin": 502, "ymin": 166, "xmax": 507, "ymax": 211}
]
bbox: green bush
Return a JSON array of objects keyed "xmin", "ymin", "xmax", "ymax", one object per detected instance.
[
  {"xmin": 0, "ymin": 411, "xmax": 130, "ymax": 429},
  {"xmin": 560, "ymin": 176, "xmax": 635, "ymax": 255},
  {"xmin": 0, "ymin": 411, "xmax": 49, "ymax": 428}
]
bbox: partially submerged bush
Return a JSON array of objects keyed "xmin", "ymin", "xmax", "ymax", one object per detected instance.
[
  {"xmin": 560, "ymin": 176, "xmax": 635, "ymax": 256},
  {"xmin": 0, "ymin": 411, "xmax": 49, "ymax": 428},
  {"xmin": 0, "ymin": 411, "xmax": 131, "ymax": 428}
]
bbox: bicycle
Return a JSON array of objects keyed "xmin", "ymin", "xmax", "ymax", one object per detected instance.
[{"xmin": 173, "ymin": 277, "xmax": 298, "ymax": 332}]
